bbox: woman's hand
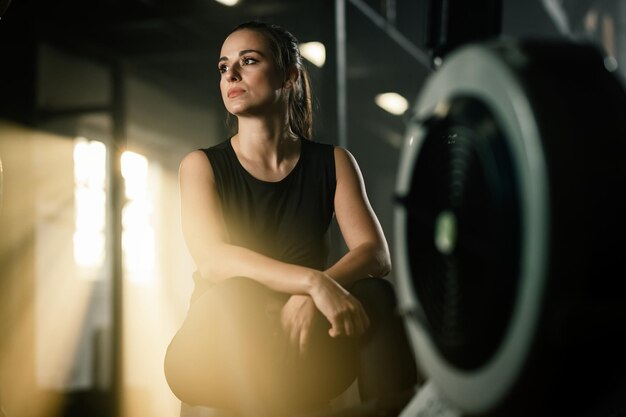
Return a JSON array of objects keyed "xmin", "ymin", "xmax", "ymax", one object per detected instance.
[
  {"xmin": 280, "ymin": 295, "xmax": 318, "ymax": 361},
  {"xmin": 308, "ymin": 272, "xmax": 370, "ymax": 338}
]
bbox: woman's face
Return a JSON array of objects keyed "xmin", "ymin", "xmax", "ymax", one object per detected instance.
[{"xmin": 218, "ymin": 29, "xmax": 286, "ymax": 117}]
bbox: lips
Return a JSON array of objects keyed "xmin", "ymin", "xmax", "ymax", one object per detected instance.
[{"xmin": 227, "ymin": 87, "xmax": 245, "ymax": 98}]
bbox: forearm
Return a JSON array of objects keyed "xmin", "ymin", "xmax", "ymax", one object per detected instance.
[
  {"xmin": 195, "ymin": 243, "xmax": 315, "ymax": 295},
  {"xmin": 324, "ymin": 242, "xmax": 391, "ymax": 288}
]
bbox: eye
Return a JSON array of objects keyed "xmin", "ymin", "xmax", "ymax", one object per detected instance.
[
  {"xmin": 242, "ymin": 57, "xmax": 258, "ymax": 66},
  {"xmin": 218, "ymin": 63, "xmax": 228, "ymax": 74}
]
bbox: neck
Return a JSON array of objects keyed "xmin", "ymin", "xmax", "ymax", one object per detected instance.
[{"xmin": 233, "ymin": 116, "xmax": 299, "ymax": 167}]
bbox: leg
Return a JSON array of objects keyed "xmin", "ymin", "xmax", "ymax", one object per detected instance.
[
  {"xmin": 165, "ymin": 276, "xmax": 358, "ymax": 416},
  {"xmin": 165, "ymin": 277, "xmax": 287, "ymax": 414},
  {"xmin": 350, "ymin": 278, "xmax": 424, "ymax": 402}
]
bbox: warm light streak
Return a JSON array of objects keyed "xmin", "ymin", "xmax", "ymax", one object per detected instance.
[
  {"xmin": 300, "ymin": 42, "xmax": 326, "ymax": 67},
  {"xmin": 375, "ymin": 92, "xmax": 409, "ymax": 116},
  {"xmin": 73, "ymin": 138, "xmax": 106, "ymax": 187},
  {"xmin": 121, "ymin": 151, "xmax": 148, "ymax": 200},
  {"xmin": 1, "ymin": 121, "xmax": 189, "ymax": 417},
  {"xmin": 73, "ymin": 230, "xmax": 105, "ymax": 268},
  {"xmin": 121, "ymin": 151, "xmax": 155, "ymax": 284},
  {"xmin": 0, "ymin": 123, "xmax": 96, "ymax": 417},
  {"xmin": 121, "ymin": 164, "xmax": 184, "ymax": 417},
  {"xmin": 73, "ymin": 137, "xmax": 106, "ymax": 271}
]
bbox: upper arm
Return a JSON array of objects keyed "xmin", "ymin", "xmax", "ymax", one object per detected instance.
[
  {"xmin": 333, "ymin": 147, "xmax": 389, "ymax": 252},
  {"xmin": 179, "ymin": 150, "xmax": 230, "ymax": 267}
]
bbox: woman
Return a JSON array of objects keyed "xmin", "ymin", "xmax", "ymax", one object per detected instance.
[{"xmin": 164, "ymin": 21, "xmax": 420, "ymax": 417}]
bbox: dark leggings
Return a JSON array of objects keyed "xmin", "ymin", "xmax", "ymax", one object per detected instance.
[
  {"xmin": 350, "ymin": 277, "xmax": 421, "ymax": 402},
  {"xmin": 164, "ymin": 277, "xmax": 420, "ymax": 416}
]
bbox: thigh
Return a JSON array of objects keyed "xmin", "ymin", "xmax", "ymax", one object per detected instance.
[
  {"xmin": 165, "ymin": 277, "xmax": 358, "ymax": 413},
  {"xmin": 165, "ymin": 277, "xmax": 286, "ymax": 409}
]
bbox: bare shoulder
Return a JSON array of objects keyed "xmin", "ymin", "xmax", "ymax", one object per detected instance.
[
  {"xmin": 179, "ymin": 149, "xmax": 213, "ymax": 181},
  {"xmin": 334, "ymin": 146, "xmax": 363, "ymax": 180},
  {"xmin": 180, "ymin": 149, "xmax": 209, "ymax": 171},
  {"xmin": 333, "ymin": 146, "xmax": 353, "ymax": 163}
]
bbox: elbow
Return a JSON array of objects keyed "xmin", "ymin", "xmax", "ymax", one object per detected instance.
[
  {"xmin": 380, "ymin": 259, "xmax": 391, "ymax": 277},
  {"xmin": 369, "ymin": 243, "xmax": 392, "ymax": 278},
  {"xmin": 197, "ymin": 264, "xmax": 219, "ymax": 283},
  {"xmin": 197, "ymin": 256, "xmax": 231, "ymax": 284},
  {"xmin": 194, "ymin": 245, "xmax": 227, "ymax": 283},
  {"xmin": 377, "ymin": 257, "xmax": 392, "ymax": 278}
]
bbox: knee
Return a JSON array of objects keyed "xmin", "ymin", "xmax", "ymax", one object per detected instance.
[
  {"xmin": 350, "ymin": 278, "xmax": 401, "ymax": 320},
  {"xmin": 350, "ymin": 277, "xmax": 396, "ymax": 304}
]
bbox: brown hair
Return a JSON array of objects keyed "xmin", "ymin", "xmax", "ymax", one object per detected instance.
[{"xmin": 227, "ymin": 21, "xmax": 313, "ymax": 139}]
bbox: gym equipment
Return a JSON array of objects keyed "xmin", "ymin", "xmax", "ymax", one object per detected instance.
[{"xmin": 394, "ymin": 38, "xmax": 626, "ymax": 417}]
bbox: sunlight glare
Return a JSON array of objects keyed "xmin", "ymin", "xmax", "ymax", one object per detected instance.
[
  {"xmin": 121, "ymin": 151, "xmax": 155, "ymax": 284},
  {"xmin": 73, "ymin": 137, "xmax": 106, "ymax": 271}
]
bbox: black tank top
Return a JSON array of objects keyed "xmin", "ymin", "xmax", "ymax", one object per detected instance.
[{"xmin": 202, "ymin": 137, "xmax": 336, "ymax": 271}]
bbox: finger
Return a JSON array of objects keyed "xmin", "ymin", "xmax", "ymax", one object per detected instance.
[
  {"xmin": 286, "ymin": 322, "xmax": 297, "ymax": 344},
  {"xmin": 345, "ymin": 300, "xmax": 365, "ymax": 336},
  {"xmin": 343, "ymin": 313, "xmax": 354, "ymax": 337},
  {"xmin": 276, "ymin": 318, "xmax": 292, "ymax": 360},
  {"xmin": 351, "ymin": 298, "xmax": 370, "ymax": 330},
  {"xmin": 328, "ymin": 322, "xmax": 341, "ymax": 338},
  {"xmin": 299, "ymin": 326, "xmax": 311, "ymax": 358},
  {"xmin": 327, "ymin": 314, "xmax": 343, "ymax": 338}
]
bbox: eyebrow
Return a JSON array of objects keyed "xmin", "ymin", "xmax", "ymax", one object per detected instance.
[{"xmin": 218, "ymin": 49, "xmax": 265, "ymax": 63}]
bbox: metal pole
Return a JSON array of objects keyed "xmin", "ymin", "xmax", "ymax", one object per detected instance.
[
  {"xmin": 110, "ymin": 62, "xmax": 126, "ymax": 417},
  {"xmin": 349, "ymin": 0, "xmax": 433, "ymax": 69},
  {"xmin": 335, "ymin": 0, "xmax": 348, "ymax": 149}
]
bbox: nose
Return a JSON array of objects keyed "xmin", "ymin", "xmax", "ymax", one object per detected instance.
[{"xmin": 225, "ymin": 66, "xmax": 241, "ymax": 82}]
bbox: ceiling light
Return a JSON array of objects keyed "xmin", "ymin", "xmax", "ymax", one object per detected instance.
[
  {"xmin": 375, "ymin": 92, "xmax": 409, "ymax": 115},
  {"xmin": 214, "ymin": 0, "xmax": 239, "ymax": 6},
  {"xmin": 300, "ymin": 42, "xmax": 326, "ymax": 67}
]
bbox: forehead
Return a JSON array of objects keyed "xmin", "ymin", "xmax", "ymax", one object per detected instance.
[{"xmin": 220, "ymin": 29, "xmax": 271, "ymax": 58}]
